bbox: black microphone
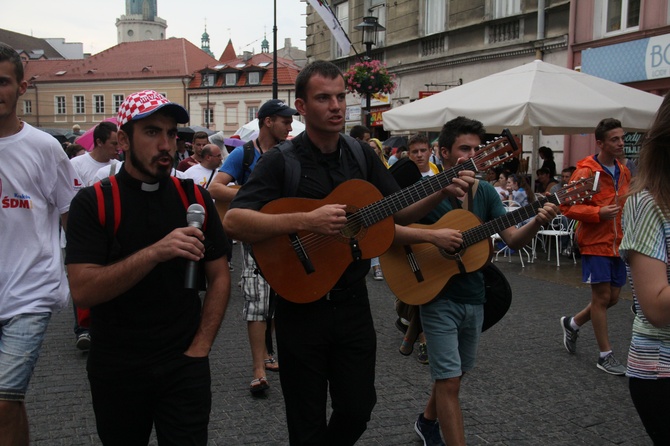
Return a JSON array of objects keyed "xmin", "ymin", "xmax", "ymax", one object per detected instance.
[{"xmin": 184, "ymin": 203, "xmax": 206, "ymax": 289}]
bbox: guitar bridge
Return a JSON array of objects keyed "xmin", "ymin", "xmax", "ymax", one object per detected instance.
[
  {"xmin": 289, "ymin": 233, "xmax": 315, "ymax": 274},
  {"xmin": 404, "ymin": 245, "xmax": 424, "ymax": 283}
]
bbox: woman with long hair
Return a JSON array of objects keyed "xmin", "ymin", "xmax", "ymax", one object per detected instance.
[
  {"xmin": 369, "ymin": 138, "xmax": 390, "ymax": 168},
  {"xmin": 539, "ymin": 146, "xmax": 557, "ymax": 178},
  {"xmin": 619, "ymin": 93, "xmax": 670, "ymax": 445},
  {"xmin": 505, "ymin": 174, "xmax": 535, "ymax": 207}
]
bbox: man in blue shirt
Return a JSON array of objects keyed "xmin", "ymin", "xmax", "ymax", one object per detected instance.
[{"xmin": 209, "ymin": 99, "xmax": 297, "ymax": 395}]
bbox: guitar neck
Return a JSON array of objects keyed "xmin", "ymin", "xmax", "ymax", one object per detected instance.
[
  {"xmin": 462, "ymin": 194, "xmax": 558, "ymax": 246},
  {"xmin": 357, "ymin": 159, "xmax": 478, "ymax": 226}
]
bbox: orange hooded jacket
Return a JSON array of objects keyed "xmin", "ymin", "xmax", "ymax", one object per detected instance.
[{"xmin": 559, "ymin": 154, "xmax": 630, "ymax": 257}]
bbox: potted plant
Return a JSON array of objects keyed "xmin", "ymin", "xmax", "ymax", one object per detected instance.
[{"xmin": 343, "ymin": 59, "xmax": 397, "ymax": 97}]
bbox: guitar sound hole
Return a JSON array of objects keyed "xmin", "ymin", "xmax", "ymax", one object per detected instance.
[
  {"xmin": 339, "ymin": 207, "xmax": 366, "ymax": 240},
  {"xmin": 439, "ymin": 246, "xmax": 465, "ymax": 260}
]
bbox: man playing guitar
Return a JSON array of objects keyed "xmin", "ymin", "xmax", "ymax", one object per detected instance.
[
  {"xmin": 224, "ymin": 61, "xmax": 473, "ymax": 445},
  {"xmin": 394, "ymin": 117, "xmax": 558, "ymax": 446}
]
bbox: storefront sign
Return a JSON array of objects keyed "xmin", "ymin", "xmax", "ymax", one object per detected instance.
[
  {"xmin": 624, "ymin": 132, "xmax": 644, "ymax": 158},
  {"xmin": 418, "ymin": 91, "xmax": 440, "ymax": 99},
  {"xmin": 360, "ymin": 92, "xmax": 391, "ymax": 108},
  {"xmin": 582, "ymin": 33, "xmax": 670, "ymax": 83},
  {"xmin": 370, "ymin": 106, "xmax": 391, "ymax": 127}
]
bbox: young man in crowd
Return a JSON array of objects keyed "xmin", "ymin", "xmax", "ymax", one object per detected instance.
[
  {"xmin": 224, "ymin": 61, "xmax": 473, "ymax": 445},
  {"xmin": 560, "ymin": 118, "xmax": 631, "ymax": 375},
  {"xmin": 0, "ymin": 42, "xmax": 81, "ymax": 446},
  {"xmin": 394, "ymin": 117, "xmax": 557, "ymax": 446},
  {"xmin": 66, "ymin": 90, "xmax": 230, "ymax": 445}
]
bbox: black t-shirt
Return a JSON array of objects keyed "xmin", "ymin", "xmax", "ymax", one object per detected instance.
[
  {"xmin": 230, "ymin": 132, "xmax": 400, "ymax": 289},
  {"xmin": 66, "ymin": 166, "xmax": 228, "ymax": 377}
]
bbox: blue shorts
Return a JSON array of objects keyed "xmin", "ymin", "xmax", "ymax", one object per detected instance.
[
  {"xmin": 0, "ymin": 313, "xmax": 51, "ymax": 401},
  {"xmin": 420, "ymin": 298, "xmax": 483, "ymax": 380},
  {"xmin": 582, "ymin": 255, "xmax": 627, "ymax": 287}
]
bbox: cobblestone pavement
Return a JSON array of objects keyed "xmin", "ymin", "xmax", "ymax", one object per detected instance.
[{"xmin": 27, "ymin": 251, "xmax": 651, "ymax": 445}]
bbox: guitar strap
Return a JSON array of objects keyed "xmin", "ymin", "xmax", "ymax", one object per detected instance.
[
  {"xmin": 446, "ymin": 178, "xmax": 512, "ymax": 333},
  {"xmin": 447, "ymin": 180, "xmax": 478, "ymax": 274}
]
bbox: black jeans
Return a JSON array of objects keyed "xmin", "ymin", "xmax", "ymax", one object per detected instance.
[
  {"xmin": 629, "ymin": 377, "xmax": 670, "ymax": 445},
  {"xmin": 89, "ymin": 354, "xmax": 211, "ymax": 446},
  {"xmin": 276, "ymin": 280, "xmax": 377, "ymax": 445}
]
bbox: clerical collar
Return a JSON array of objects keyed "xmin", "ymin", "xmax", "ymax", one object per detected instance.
[
  {"xmin": 117, "ymin": 164, "xmax": 164, "ymax": 191},
  {"xmin": 141, "ymin": 182, "xmax": 160, "ymax": 191}
]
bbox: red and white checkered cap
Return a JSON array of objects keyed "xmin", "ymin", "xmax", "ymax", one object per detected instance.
[{"xmin": 117, "ymin": 90, "xmax": 189, "ymax": 128}]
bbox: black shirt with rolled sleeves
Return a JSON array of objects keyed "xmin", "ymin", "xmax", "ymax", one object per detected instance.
[
  {"xmin": 229, "ymin": 132, "xmax": 400, "ymax": 289},
  {"xmin": 65, "ymin": 165, "xmax": 228, "ymax": 377}
]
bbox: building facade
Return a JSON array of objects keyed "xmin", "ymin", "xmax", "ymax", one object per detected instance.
[
  {"xmin": 307, "ymin": 0, "xmax": 571, "ymax": 149},
  {"xmin": 186, "ymin": 40, "xmax": 302, "ymax": 135},
  {"xmin": 566, "ymin": 0, "xmax": 669, "ymax": 164},
  {"xmin": 20, "ymin": 39, "xmax": 218, "ymax": 130}
]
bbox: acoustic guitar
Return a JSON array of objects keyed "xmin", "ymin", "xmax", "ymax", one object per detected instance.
[
  {"xmin": 251, "ymin": 130, "xmax": 520, "ymax": 304},
  {"xmin": 380, "ymin": 175, "xmax": 600, "ymax": 305}
]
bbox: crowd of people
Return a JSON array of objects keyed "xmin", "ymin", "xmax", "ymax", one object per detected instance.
[{"xmin": 1, "ymin": 39, "xmax": 668, "ymax": 446}]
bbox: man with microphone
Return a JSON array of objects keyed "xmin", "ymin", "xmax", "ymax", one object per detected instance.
[{"xmin": 65, "ymin": 90, "xmax": 231, "ymax": 445}]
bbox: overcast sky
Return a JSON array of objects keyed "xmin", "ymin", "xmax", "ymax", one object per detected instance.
[{"xmin": 0, "ymin": 0, "xmax": 308, "ymax": 56}]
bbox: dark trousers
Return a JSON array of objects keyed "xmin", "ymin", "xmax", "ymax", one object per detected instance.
[
  {"xmin": 629, "ymin": 377, "xmax": 670, "ymax": 445},
  {"xmin": 89, "ymin": 354, "xmax": 211, "ymax": 446},
  {"xmin": 275, "ymin": 281, "xmax": 377, "ymax": 445}
]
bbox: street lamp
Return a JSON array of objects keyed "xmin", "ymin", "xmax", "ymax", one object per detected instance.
[{"xmin": 354, "ymin": 16, "xmax": 385, "ymax": 129}]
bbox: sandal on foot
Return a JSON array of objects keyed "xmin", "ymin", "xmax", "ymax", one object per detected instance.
[
  {"xmin": 264, "ymin": 356, "xmax": 279, "ymax": 372},
  {"xmin": 250, "ymin": 377, "xmax": 269, "ymax": 395}
]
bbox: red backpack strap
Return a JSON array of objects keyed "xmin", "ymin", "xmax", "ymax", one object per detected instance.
[
  {"xmin": 109, "ymin": 176, "xmax": 121, "ymax": 234},
  {"xmin": 171, "ymin": 176, "xmax": 208, "ymax": 230},
  {"xmin": 94, "ymin": 176, "xmax": 121, "ymax": 235},
  {"xmin": 171, "ymin": 176, "xmax": 190, "ymax": 209},
  {"xmin": 94, "ymin": 182, "xmax": 106, "ymax": 227}
]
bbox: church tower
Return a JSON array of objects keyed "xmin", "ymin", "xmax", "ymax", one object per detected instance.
[
  {"xmin": 201, "ymin": 24, "xmax": 214, "ymax": 57},
  {"xmin": 116, "ymin": 0, "xmax": 167, "ymax": 44},
  {"xmin": 261, "ymin": 33, "xmax": 269, "ymax": 53}
]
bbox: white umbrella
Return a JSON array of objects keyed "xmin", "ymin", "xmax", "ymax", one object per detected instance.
[
  {"xmin": 382, "ymin": 59, "xmax": 662, "ymax": 135},
  {"xmin": 234, "ymin": 118, "xmax": 306, "ymax": 141}
]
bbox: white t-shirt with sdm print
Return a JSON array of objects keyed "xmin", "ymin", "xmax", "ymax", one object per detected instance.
[{"xmin": 0, "ymin": 123, "xmax": 81, "ymax": 319}]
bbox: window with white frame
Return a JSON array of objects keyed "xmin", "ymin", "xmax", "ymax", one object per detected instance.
[
  {"xmin": 491, "ymin": 0, "xmax": 521, "ymax": 19},
  {"xmin": 248, "ymin": 72, "xmax": 261, "ymax": 85},
  {"xmin": 203, "ymin": 108, "xmax": 214, "ymax": 127},
  {"xmin": 23, "ymin": 100, "xmax": 32, "ymax": 115},
  {"xmin": 225, "ymin": 73, "xmax": 237, "ymax": 86},
  {"xmin": 55, "ymin": 96, "xmax": 66, "ymax": 115},
  {"xmin": 247, "ymin": 106, "xmax": 259, "ymax": 122},
  {"xmin": 366, "ymin": 0, "xmax": 386, "ymax": 46},
  {"xmin": 424, "ymin": 0, "xmax": 446, "ymax": 35},
  {"xmin": 113, "ymin": 94, "xmax": 124, "ymax": 113},
  {"xmin": 332, "ymin": 1, "xmax": 349, "ymax": 59},
  {"xmin": 74, "ymin": 95, "xmax": 85, "ymax": 114},
  {"xmin": 225, "ymin": 107, "xmax": 238, "ymax": 125},
  {"xmin": 604, "ymin": 0, "xmax": 640, "ymax": 34},
  {"xmin": 202, "ymin": 73, "xmax": 215, "ymax": 87},
  {"xmin": 94, "ymin": 95, "xmax": 105, "ymax": 114}
]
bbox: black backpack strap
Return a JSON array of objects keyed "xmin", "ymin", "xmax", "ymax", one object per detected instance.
[
  {"xmin": 277, "ymin": 138, "xmax": 301, "ymax": 197},
  {"xmin": 340, "ymin": 133, "xmax": 368, "ymax": 180},
  {"xmin": 240, "ymin": 140, "xmax": 256, "ymax": 185}
]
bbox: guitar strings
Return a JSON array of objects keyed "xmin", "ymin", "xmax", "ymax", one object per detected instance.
[{"xmin": 282, "ymin": 138, "xmax": 514, "ymax": 257}]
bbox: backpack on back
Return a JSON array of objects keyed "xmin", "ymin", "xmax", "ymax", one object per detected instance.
[
  {"xmin": 93, "ymin": 175, "xmax": 208, "ymax": 236},
  {"xmin": 276, "ymin": 133, "xmax": 368, "ymax": 196}
]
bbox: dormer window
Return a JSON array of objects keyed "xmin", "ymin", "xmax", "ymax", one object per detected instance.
[
  {"xmin": 202, "ymin": 73, "xmax": 215, "ymax": 87},
  {"xmin": 248, "ymin": 72, "xmax": 261, "ymax": 85},
  {"xmin": 225, "ymin": 73, "xmax": 238, "ymax": 86}
]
